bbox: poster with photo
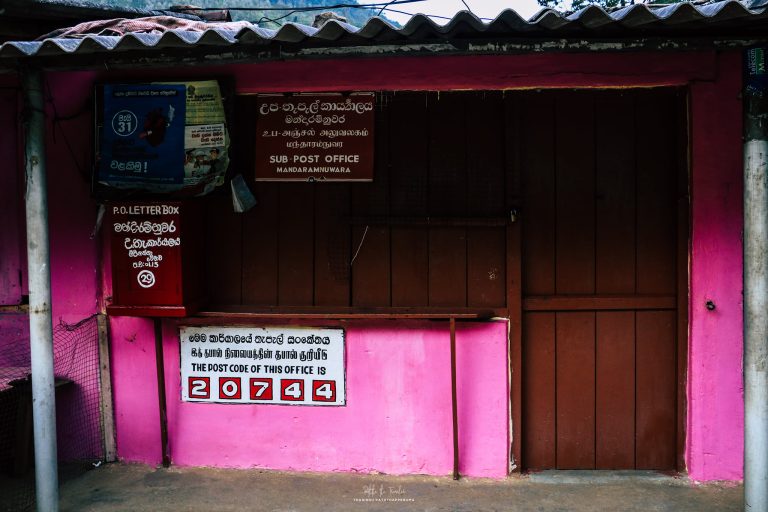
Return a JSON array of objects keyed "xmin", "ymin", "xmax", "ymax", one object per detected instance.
[{"xmin": 97, "ymin": 80, "xmax": 229, "ymax": 196}]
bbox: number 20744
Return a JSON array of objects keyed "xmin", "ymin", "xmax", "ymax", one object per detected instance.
[{"xmin": 187, "ymin": 377, "xmax": 338, "ymax": 403}]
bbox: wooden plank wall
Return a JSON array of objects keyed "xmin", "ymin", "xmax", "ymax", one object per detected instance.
[
  {"xmin": 520, "ymin": 89, "xmax": 681, "ymax": 470},
  {"xmin": 205, "ymin": 88, "xmax": 684, "ymax": 471},
  {"xmin": 0, "ymin": 90, "xmax": 21, "ymax": 306},
  {"xmin": 205, "ymin": 92, "xmax": 508, "ymax": 310}
]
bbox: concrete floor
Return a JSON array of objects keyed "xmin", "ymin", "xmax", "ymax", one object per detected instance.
[{"xmin": 57, "ymin": 463, "xmax": 743, "ymax": 512}]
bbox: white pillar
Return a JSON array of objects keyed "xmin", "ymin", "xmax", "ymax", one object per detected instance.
[
  {"xmin": 744, "ymin": 47, "xmax": 768, "ymax": 512},
  {"xmin": 23, "ymin": 68, "xmax": 59, "ymax": 512}
]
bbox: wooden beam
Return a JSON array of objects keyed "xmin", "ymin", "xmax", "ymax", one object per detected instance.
[
  {"xmin": 97, "ymin": 314, "xmax": 116, "ymax": 463},
  {"xmin": 523, "ymin": 295, "xmax": 676, "ymax": 311}
]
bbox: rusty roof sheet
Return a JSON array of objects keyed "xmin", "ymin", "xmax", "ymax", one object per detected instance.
[{"xmin": 1, "ymin": 0, "xmax": 767, "ymax": 63}]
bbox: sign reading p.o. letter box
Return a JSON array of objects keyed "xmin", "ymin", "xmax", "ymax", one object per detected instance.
[{"xmin": 107, "ymin": 202, "xmax": 204, "ymax": 317}]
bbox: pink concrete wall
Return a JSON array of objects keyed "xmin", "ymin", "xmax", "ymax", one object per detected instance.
[
  {"xmin": 109, "ymin": 318, "xmax": 509, "ymax": 477},
  {"xmin": 40, "ymin": 72, "xmax": 104, "ymax": 461},
  {"xmin": 101, "ymin": 52, "xmax": 718, "ymax": 92},
  {"xmin": 0, "ymin": 71, "xmax": 103, "ymax": 465},
  {"xmin": 46, "ymin": 71, "xmax": 102, "ymax": 322},
  {"xmin": 0, "ymin": 70, "xmax": 105, "ymax": 319},
  {"xmin": 33, "ymin": 51, "xmax": 747, "ymax": 479},
  {"xmin": 0, "ymin": 312, "xmax": 29, "ymax": 372},
  {"xmin": 687, "ymin": 51, "xmax": 744, "ymax": 482},
  {"xmin": 107, "ymin": 316, "xmax": 158, "ymax": 463}
]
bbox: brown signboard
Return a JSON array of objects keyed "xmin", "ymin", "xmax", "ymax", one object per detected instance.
[{"xmin": 255, "ymin": 93, "xmax": 374, "ymax": 182}]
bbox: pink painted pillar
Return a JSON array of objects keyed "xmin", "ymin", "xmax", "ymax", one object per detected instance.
[{"xmin": 687, "ymin": 50, "xmax": 744, "ymax": 481}]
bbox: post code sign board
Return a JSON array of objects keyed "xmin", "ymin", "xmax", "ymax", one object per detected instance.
[
  {"xmin": 255, "ymin": 93, "xmax": 374, "ymax": 182},
  {"xmin": 180, "ymin": 326, "xmax": 346, "ymax": 406}
]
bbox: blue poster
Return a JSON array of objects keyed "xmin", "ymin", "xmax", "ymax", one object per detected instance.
[{"xmin": 99, "ymin": 84, "xmax": 186, "ymax": 187}]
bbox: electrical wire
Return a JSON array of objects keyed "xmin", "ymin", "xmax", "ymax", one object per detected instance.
[
  {"xmin": 460, "ymin": 0, "xmax": 476, "ymax": 16},
  {"xmin": 43, "ymin": 79, "xmax": 88, "ymax": 182},
  {"xmin": 173, "ymin": 0, "xmax": 487, "ymax": 26},
  {"xmin": 256, "ymin": 10, "xmax": 301, "ymax": 26},
  {"xmin": 180, "ymin": 0, "xmax": 427, "ymax": 27},
  {"xmin": 350, "ymin": 225, "xmax": 369, "ymax": 265},
  {"xmin": 377, "ymin": 0, "xmax": 404, "ymax": 16},
  {"xmin": 380, "ymin": 6, "xmax": 494, "ymax": 21},
  {"xmin": 379, "ymin": 7, "xmax": 451, "ymax": 20},
  {"xmin": 175, "ymin": 1, "xmax": 426, "ymax": 12}
]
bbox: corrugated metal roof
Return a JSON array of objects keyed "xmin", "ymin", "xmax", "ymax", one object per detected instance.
[{"xmin": 1, "ymin": 0, "xmax": 767, "ymax": 63}]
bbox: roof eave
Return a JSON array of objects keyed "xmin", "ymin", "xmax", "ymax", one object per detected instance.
[{"xmin": 2, "ymin": 33, "xmax": 766, "ymax": 73}]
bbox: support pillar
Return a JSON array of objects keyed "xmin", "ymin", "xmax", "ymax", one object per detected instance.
[
  {"xmin": 23, "ymin": 68, "xmax": 59, "ymax": 512},
  {"xmin": 744, "ymin": 47, "xmax": 768, "ymax": 512}
]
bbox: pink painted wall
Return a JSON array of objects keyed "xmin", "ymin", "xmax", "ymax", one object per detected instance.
[
  {"xmin": 0, "ymin": 312, "xmax": 29, "ymax": 372},
  {"xmin": 0, "ymin": 71, "xmax": 103, "ymax": 465},
  {"xmin": 687, "ymin": 51, "xmax": 744, "ymax": 482},
  {"xmin": 8, "ymin": 50, "xmax": 744, "ymax": 479},
  {"xmin": 0, "ymin": 70, "xmax": 104, "ymax": 319},
  {"xmin": 101, "ymin": 52, "xmax": 718, "ymax": 92},
  {"xmin": 109, "ymin": 318, "xmax": 509, "ymax": 477},
  {"xmin": 36, "ymin": 72, "xmax": 104, "ymax": 461},
  {"xmin": 0, "ymin": 70, "xmax": 104, "ymax": 320},
  {"xmin": 45, "ymin": 71, "xmax": 102, "ymax": 323}
]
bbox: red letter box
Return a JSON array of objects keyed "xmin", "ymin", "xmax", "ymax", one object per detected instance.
[{"xmin": 106, "ymin": 201, "xmax": 204, "ymax": 317}]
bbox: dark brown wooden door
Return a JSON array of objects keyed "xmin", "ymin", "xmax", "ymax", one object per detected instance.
[{"xmin": 519, "ymin": 89, "xmax": 685, "ymax": 470}]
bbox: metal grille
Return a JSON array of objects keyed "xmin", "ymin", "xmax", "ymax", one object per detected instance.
[{"xmin": 0, "ymin": 314, "xmax": 106, "ymax": 512}]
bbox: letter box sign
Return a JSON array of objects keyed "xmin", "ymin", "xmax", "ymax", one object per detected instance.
[
  {"xmin": 180, "ymin": 326, "xmax": 346, "ymax": 406},
  {"xmin": 255, "ymin": 93, "xmax": 374, "ymax": 182},
  {"xmin": 107, "ymin": 201, "xmax": 204, "ymax": 317}
]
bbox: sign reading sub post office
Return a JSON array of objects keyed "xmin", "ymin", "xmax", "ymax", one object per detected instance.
[
  {"xmin": 255, "ymin": 92, "xmax": 374, "ymax": 182},
  {"xmin": 180, "ymin": 326, "xmax": 346, "ymax": 406}
]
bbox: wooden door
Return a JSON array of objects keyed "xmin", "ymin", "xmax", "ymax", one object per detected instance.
[{"xmin": 519, "ymin": 89, "xmax": 686, "ymax": 470}]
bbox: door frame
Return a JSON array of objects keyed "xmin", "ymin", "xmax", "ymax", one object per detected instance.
[{"xmin": 507, "ymin": 87, "xmax": 690, "ymax": 474}]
